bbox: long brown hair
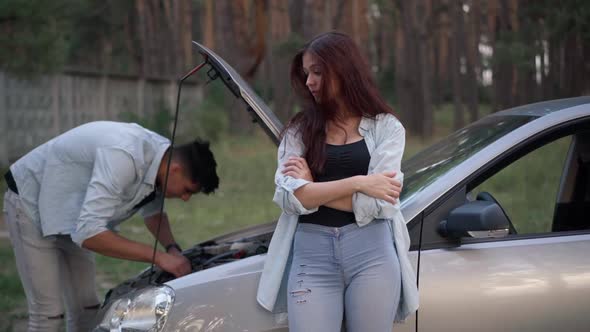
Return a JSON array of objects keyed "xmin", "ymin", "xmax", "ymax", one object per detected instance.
[{"xmin": 285, "ymin": 31, "xmax": 395, "ymax": 176}]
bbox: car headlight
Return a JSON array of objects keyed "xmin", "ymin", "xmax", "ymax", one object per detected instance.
[{"xmin": 97, "ymin": 285, "xmax": 175, "ymax": 332}]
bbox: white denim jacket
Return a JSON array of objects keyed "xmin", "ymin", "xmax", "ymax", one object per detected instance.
[{"xmin": 257, "ymin": 113, "xmax": 419, "ymax": 321}]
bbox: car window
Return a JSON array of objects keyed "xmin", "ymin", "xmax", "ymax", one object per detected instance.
[{"xmin": 471, "ymin": 135, "xmax": 574, "ymax": 234}]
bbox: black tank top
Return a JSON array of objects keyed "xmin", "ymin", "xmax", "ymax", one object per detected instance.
[{"xmin": 299, "ymin": 139, "xmax": 370, "ymax": 227}]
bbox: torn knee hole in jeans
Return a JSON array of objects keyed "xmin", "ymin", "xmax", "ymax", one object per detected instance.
[
  {"xmin": 296, "ymin": 264, "xmax": 307, "ymax": 276},
  {"xmin": 290, "ymin": 287, "xmax": 311, "ymax": 304},
  {"xmin": 290, "ymin": 288, "xmax": 311, "ymax": 296}
]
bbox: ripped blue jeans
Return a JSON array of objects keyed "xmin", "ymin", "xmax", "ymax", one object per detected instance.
[{"xmin": 287, "ymin": 219, "xmax": 401, "ymax": 332}]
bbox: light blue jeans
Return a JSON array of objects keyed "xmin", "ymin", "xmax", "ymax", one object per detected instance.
[
  {"xmin": 287, "ymin": 219, "xmax": 401, "ymax": 332},
  {"xmin": 3, "ymin": 190, "xmax": 100, "ymax": 332}
]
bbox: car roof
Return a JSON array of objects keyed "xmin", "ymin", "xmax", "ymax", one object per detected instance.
[{"xmin": 493, "ymin": 96, "xmax": 590, "ymax": 118}]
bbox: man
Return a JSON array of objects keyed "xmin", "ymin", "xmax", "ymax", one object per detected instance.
[{"xmin": 2, "ymin": 121, "xmax": 219, "ymax": 332}]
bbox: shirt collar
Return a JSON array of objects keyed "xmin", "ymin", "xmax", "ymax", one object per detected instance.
[
  {"xmin": 144, "ymin": 143, "xmax": 170, "ymax": 188},
  {"xmin": 358, "ymin": 116, "xmax": 374, "ymax": 135}
]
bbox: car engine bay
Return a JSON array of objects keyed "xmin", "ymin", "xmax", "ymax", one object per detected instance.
[{"xmin": 101, "ymin": 232, "xmax": 272, "ymax": 306}]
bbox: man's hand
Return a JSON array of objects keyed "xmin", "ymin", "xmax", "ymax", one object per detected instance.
[
  {"xmin": 156, "ymin": 252, "xmax": 191, "ymax": 278},
  {"xmin": 82, "ymin": 230, "xmax": 191, "ymax": 278},
  {"xmin": 167, "ymin": 246, "xmax": 184, "ymax": 257}
]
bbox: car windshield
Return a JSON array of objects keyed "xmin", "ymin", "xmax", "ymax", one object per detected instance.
[{"xmin": 400, "ymin": 115, "xmax": 537, "ymax": 202}]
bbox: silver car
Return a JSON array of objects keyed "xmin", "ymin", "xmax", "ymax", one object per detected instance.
[{"xmin": 92, "ymin": 43, "xmax": 590, "ymax": 332}]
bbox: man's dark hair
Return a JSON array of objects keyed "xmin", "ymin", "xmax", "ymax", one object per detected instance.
[{"xmin": 172, "ymin": 139, "xmax": 219, "ymax": 194}]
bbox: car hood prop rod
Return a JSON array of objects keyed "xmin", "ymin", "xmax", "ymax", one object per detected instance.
[{"xmin": 148, "ymin": 56, "xmax": 209, "ymax": 284}]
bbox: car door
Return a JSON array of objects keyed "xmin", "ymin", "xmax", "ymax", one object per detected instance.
[{"xmin": 416, "ymin": 121, "xmax": 590, "ymax": 331}]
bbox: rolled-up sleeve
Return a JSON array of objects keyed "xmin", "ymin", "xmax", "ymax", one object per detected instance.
[
  {"xmin": 353, "ymin": 115, "xmax": 405, "ymax": 225},
  {"xmin": 71, "ymin": 148, "xmax": 137, "ymax": 246},
  {"xmin": 272, "ymin": 129, "xmax": 318, "ymax": 216}
]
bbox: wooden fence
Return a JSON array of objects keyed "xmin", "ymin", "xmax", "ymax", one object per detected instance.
[{"xmin": 0, "ymin": 71, "xmax": 203, "ymax": 167}]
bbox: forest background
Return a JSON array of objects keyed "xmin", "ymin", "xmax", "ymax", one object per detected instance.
[{"xmin": 2, "ymin": 0, "xmax": 589, "ymax": 138}]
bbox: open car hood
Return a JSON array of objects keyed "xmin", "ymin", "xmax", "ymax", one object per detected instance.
[{"xmin": 191, "ymin": 41, "xmax": 283, "ymax": 145}]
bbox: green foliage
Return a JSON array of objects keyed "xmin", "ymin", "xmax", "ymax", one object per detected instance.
[
  {"xmin": 264, "ymin": 33, "xmax": 303, "ymax": 102},
  {"xmin": 182, "ymin": 103, "xmax": 229, "ymax": 143},
  {"xmin": 273, "ymin": 33, "xmax": 306, "ymax": 57},
  {"xmin": 0, "ymin": 0, "xmax": 79, "ymax": 76},
  {"xmin": 67, "ymin": 1, "xmax": 138, "ymax": 74},
  {"xmin": 119, "ymin": 104, "xmax": 174, "ymax": 138},
  {"xmin": 493, "ymin": 0, "xmax": 590, "ymax": 74},
  {"xmin": 0, "ymin": 242, "xmax": 27, "ymax": 330},
  {"xmin": 178, "ymin": 83, "xmax": 229, "ymax": 143},
  {"xmin": 377, "ymin": 64, "xmax": 396, "ymax": 104},
  {"xmin": 541, "ymin": 0, "xmax": 590, "ymax": 41},
  {"xmin": 492, "ymin": 32, "xmax": 539, "ymax": 71},
  {"xmin": 0, "ymin": 0, "xmax": 138, "ymax": 76},
  {"xmin": 117, "ymin": 83, "xmax": 231, "ymax": 144}
]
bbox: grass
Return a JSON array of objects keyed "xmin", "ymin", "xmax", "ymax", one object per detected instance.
[
  {"xmin": 0, "ymin": 242, "xmax": 28, "ymax": 332},
  {"xmin": 0, "ymin": 103, "xmax": 522, "ymax": 329}
]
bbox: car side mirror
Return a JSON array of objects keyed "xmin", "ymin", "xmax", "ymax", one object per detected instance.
[{"xmin": 438, "ymin": 200, "xmax": 510, "ymax": 239}]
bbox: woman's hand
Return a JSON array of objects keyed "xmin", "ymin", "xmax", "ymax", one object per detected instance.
[
  {"xmin": 357, "ymin": 171, "xmax": 402, "ymax": 204},
  {"xmin": 282, "ymin": 157, "xmax": 314, "ymax": 182}
]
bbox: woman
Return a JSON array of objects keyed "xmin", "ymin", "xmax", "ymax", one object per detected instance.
[{"xmin": 257, "ymin": 32, "xmax": 418, "ymax": 331}]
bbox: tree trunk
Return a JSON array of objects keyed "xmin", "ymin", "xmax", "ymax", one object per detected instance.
[
  {"xmin": 375, "ymin": 1, "xmax": 395, "ymax": 75},
  {"xmin": 432, "ymin": 21, "xmax": 442, "ymax": 107},
  {"xmin": 417, "ymin": 0, "xmax": 433, "ymax": 138},
  {"xmin": 492, "ymin": 0, "xmax": 518, "ymax": 111},
  {"xmin": 268, "ymin": 0, "xmax": 294, "ymax": 122},
  {"xmin": 179, "ymin": 0, "xmax": 193, "ymax": 72},
  {"xmin": 213, "ymin": 0, "xmax": 269, "ymax": 134},
  {"xmin": 434, "ymin": 2, "xmax": 452, "ymax": 107},
  {"xmin": 547, "ymin": 37, "xmax": 560, "ymax": 99},
  {"xmin": 203, "ymin": 0, "xmax": 215, "ymax": 48},
  {"xmin": 289, "ymin": 0, "xmax": 304, "ymax": 36},
  {"xmin": 133, "ymin": 0, "xmax": 193, "ymax": 79},
  {"xmin": 394, "ymin": 0, "xmax": 433, "ymax": 138},
  {"xmin": 451, "ymin": 0, "xmax": 465, "ymax": 129},
  {"xmin": 487, "ymin": 0, "xmax": 499, "ymax": 111},
  {"xmin": 465, "ymin": 0, "xmax": 480, "ymax": 122},
  {"xmin": 162, "ymin": 0, "xmax": 177, "ymax": 75},
  {"xmin": 394, "ymin": 1, "xmax": 417, "ymax": 135},
  {"xmin": 135, "ymin": 0, "xmax": 148, "ymax": 77},
  {"xmin": 302, "ymin": 0, "xmax": 320, "ymax": 39}
]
